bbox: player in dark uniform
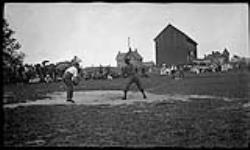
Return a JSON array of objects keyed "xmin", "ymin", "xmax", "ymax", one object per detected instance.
[{"xmin": 122, "ymin": 58, "xmax": 147, "ymax": 100}]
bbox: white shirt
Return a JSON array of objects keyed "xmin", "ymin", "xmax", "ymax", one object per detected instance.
[{"xmin": 65, "ymin": 66, "xmax": 78, "ymax": 77}]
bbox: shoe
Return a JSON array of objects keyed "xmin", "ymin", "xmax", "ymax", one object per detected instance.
[
  {"xmin": 122, "ymin": 97, "xmax": 126, "ymax": 100},
  {"xmin": 143, "ymin": 95, "xmax": 147, "ymax": 99},
  {"xmin": 66, "ymin": 99, "xmax": 75, "ymax": 103}
]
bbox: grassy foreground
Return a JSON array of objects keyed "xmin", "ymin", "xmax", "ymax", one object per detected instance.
[{"xmin": 3, "ymin": 71, "xmax": 250, "ymax": 147}]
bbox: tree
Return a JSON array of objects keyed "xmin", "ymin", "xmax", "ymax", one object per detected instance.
[
  {"xmin": 3, "ymin": 18, "xmax": 25, "ymax": 83},
  {"xmin": 3, "ymin": 18, "xmax": 24, "ymax": 67}
]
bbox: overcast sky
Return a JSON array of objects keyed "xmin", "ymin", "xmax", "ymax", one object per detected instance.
[{"xmin": 4, "ymin": 3, "xmax": 249, "ymax": 67}]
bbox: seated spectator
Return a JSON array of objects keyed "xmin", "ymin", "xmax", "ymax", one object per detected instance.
[
  {"xmin": 29, "ymin": 74, "xmax": 41, "ymax": 84},
  {"xmin": 44, "ymin": 74, "xmax": 53, "ymax": 83},
  {"xmin": 107, "ymin": 74, "xmax": 113, "ymax": 80},
  {"xmin": 173, "ymin": 65, "xmax": 184, "ymax": 80},
  {"xmin": 160, "ymin": 64, "xmax": 167, "ymax": 75}
]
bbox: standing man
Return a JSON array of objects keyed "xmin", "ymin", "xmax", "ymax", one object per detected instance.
[
  {"xmin": 63, "ymin": 62, "xmax": 80, "ymax": 103},
  {"xmin": 122, "ymin": 58, "xmax": 147, "ymax": 100}
]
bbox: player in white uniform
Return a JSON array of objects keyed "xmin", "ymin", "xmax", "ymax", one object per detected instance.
[{"xmin": 63, "ymin": 62, "xmax": 80, "ymax": 103}]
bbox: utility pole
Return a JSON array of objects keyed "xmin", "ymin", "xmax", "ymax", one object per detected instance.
[{"xmin": 128, "ymin": 37, "xmax": 131, "ymax": 51}]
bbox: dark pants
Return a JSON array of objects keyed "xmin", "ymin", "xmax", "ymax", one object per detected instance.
[
  {"xmin": 125, "ymin": 75, "xmax": 143, "ymax": 91},
  {"xmin": 63, "ymin": 72, "xmax": 74, "ymax": 100},
  {"xmin": 123, "ymin": 75, "xmax": 146, "ymax": 99}
]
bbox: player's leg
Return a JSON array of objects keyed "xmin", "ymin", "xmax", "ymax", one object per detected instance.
[
  {"xmin": 122, "ymin": 77, "xmax": 133, "ymax": 100},
  {"xmin": 68, "ymin": 82, "xmax": 74, "ymax": 102},
  {"xmin": 63, "ymin": 73, "xmax": 75, "ymax": 103},
  {"xmin": 135, "ymin": 77, "xmax": 147, "ymax": 99}
]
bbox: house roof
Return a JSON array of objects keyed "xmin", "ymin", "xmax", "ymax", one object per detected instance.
[
  {"xmin": 116, "ymin": 49, "xmax": 143, "ymax": 61},
  {"xmin": 126, "ymin": 49, "xmax": 143, "ymax": 60},
  {"xmin": 206, "ymin": 51, "xmax": 227, "ymax": 59},
  {"xmin": 154, "ymin": 24, "xmax": 197, "ymax": 45},
  {"xmin": 116, "ymin": 52, "xmax": 127, "ymax": 60}
]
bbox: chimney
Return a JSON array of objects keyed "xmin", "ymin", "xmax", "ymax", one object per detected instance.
[{"xmin": 129, "ymin": 47, "xmax": 132, "ymax": 52}]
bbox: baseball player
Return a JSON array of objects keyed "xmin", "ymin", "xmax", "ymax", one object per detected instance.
[
  {"xmin": 122, "ymin": 58, "xmax": 147, "ymax": 100},
  {"xmin": 63, "ymin": 62, "xmax": 80, "ymax": 103}
]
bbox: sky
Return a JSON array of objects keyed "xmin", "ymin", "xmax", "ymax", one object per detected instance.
[{"xmin": 4, "ymin": 3, "xmax": 249, "ymax": 67}]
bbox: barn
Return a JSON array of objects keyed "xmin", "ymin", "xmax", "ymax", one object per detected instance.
[{"xmin": 154, "ymin": 24, "xmax": 198, "ymax": 66}]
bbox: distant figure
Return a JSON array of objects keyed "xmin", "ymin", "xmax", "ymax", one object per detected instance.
[
  {"xmin": 160, "ymin": 64, "xmax": 171, "ymax": 75},
  {"xmin": 122, "ymin": 58, "xmax": 147, "ymax": 100},
  {"xmin": 179, "ymin": 66, "xmax": 184, "ymax": 78},
  {"xmin": 160, "ymin": 64, "xmax": 167, "ymax": 75},
  {"xmin": 173, "ymin": 65, "xmax": 184, "ymax": 80},
  {"xmin": 44, "ymin": 74, "xmax": 53, "ymax": 83},
  {"xmin": 170, "ymin": 65, "xmax": 177, "ymax": 74},
  {"xmin": 63, "ymin": 62, "xmax": 80, "ymax": 103},
  {"xmin": 141, "ymin": 68, "xmax": 149, "ymax": 78},
  {"xmin": 29, "ymin": 74, "xmax": 41, "ymax": 84},
  {"xmin": 107, "ymin": 74, "xmax": 113, "ymax": 80}
]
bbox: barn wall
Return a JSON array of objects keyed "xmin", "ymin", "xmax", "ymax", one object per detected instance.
[{"xmin": 155, "ymin": 26, "xmax": 197, "ymax": 66}]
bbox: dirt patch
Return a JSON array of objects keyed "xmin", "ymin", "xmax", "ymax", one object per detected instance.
[{"xmin": 4, "ymin": 90, "xmax": 245, "ymax": 109}]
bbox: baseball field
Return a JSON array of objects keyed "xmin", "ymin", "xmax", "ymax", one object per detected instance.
[{"xmin": 3, "ymin": 71, "xmax": 250, "ymax": 147}]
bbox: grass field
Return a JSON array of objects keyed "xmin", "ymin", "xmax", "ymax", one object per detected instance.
[{"xmin": 3, "ymin": 71, "xmax": 250, "ymax": 147}]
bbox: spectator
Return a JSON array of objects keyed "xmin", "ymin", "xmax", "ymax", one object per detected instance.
[
  {"xmin": 44, "ymin": 74, "xmax": 53, "ymax": 83},
  {"xmin": 141, "ymin": 68, "xmax": 149, "ymax": 78},
  {"xmin": 107, "ymin": 74, "xmax": 113, "ymax": 80}
]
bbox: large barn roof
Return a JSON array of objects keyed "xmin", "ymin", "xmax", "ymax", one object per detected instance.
[{"xmin": 154, "ymin": 24, "xmax": 197, "ymax": 45}]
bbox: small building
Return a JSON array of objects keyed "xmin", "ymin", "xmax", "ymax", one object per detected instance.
[
  {"xmin": 142, "ymin": 61, "xmax": 155, "ymax": 72},
  {"xmin": 205, "ymin": 48, "xmax": 230, "ymax": 65},
  {"xmin": 116, "ymin": 48, "xmax": 143, "ymax": 68},
  {"xmin": 142, "ymin": 61, "xmax": 155, "ymax": 68},
  {"xmin": 154, "ymin": 24, "xmax": 198, "ymax": 66},
  {"xmin": 230, "ymin": 55, "xmax": 250, "ymax": 69},
  {"xmin": 116, "ymin": 52, "xmax": 127, "ymax": 68}
]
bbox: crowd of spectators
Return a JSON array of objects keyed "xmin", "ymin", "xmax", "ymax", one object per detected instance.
[
  {"xmin": 3, "ymin": 59, "xmax": 152, "ymax": 84},
  {"xmin": 3, "ymin": 62, "xmax": 63, "ymax": 84}
]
